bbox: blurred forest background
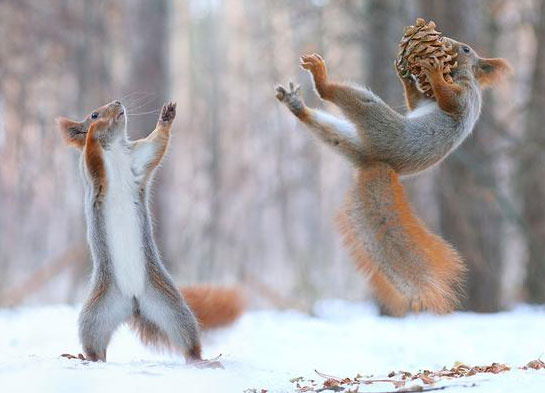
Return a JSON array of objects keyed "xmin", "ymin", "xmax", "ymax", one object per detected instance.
[{"xmin": 0, "ymin": 0, "xmax": 543, "ymax": 313}]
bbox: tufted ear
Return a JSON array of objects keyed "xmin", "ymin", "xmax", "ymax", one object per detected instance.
[
  {"xmin": 475, "ymin": 57, "xmax": 512, "ymax": 88},
  {"xmin": 56, "ymin": 117, "xmax": 86, "ymax": 150}
]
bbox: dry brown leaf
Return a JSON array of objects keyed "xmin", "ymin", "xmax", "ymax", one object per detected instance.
[
  {"xmin": 285, "ymin": 360, "xmax": 539, "ymax": 393},
  {"xmin": 393, "ymin": 380, "xmax": 408, "ymax": 388},
  {"xmin": 322, "ymin": 378, "xmax": 340, "ymax": 388},
  {"xmin": 296, "ymin": 387, "xmax": 315, "ymax": 392},
  {"xmin": 415, "ymin": 374, "xmax": 435, "ymax": 385},
  {"xmin": 521, "ymin": 359, "xmax": 545, "ymax": 370}
]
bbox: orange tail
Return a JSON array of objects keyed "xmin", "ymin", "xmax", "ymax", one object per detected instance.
[
  {"xmin": 180, "ymin": 285, "xmax": 246, "ymax": 329},
  {"xmin": 337, "ymin": 163, "xmax": 466, "ymax": 316}
]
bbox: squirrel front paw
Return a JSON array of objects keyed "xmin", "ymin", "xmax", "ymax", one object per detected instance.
[
  {"xmin": 300, "ymin": 53, "xmax": 328, "ymax": 83},
  {"xmin": 160, "ymin": 102, "xmax": 176, "ymax": 124},
  {"xmin": 300, "ymin": 53, "xmax": 330, "ymax": 98},
  {"xmin": 420, "ymin": 57, "xmax": 444, "ymax": 78},
  {"xmin": 394, "ymin": 60, "xmax": 414, "ymax": 83},
  {"xmin": 275, "ymin": 82, "xmax": 306, "ymax": 118}
]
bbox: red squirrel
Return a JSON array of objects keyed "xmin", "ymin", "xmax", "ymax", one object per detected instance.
[
  {"xmin": 57, "ymin": 101, "xmax": 244, "ymax": 364},
  {"xmin": 276, "ymin": 38, "xmax": 511, "ymax": 315}
]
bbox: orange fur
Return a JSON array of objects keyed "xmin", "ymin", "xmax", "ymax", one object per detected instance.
[
  {"xmin": 338, "ymin": 164, "xmax": 466, "ymax": 315},
  {"xmin": 85, "ymin": 275, "xmax": 110, "ymax": 309},
  {"xmin": 337, "ymin": 210, "xmax": 411, "ymax": 316},
  {"xmin": 423, "ymin": 60, "xmax": 464, "ymax": 115},
  {"xmin": 301, "ymin": 54, "xmax": 332, "ymax": 100},
  {"xmin": 180, "ymin": 285, "xmax": 246, "ymax": 329},
  {"xmin": 83, "ymin": 121, "xmax": 108, "ymax": 196},
  {"xmin": 387, "ymin": 168, "xmax": 466, "ymax": 312},
  {"xmin": 57, "ymin": 117, "xmax": 86, "ymax": 149},
  {"xmin": 476, "ymin": 57, "xmax": 512, "ymax": 88}
]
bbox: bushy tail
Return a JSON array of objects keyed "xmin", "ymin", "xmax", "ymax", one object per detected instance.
[
  {"xmin": 337, "ymin": 163, "xmax": 465, "ymax": 316},
  {"xmin": 180, "ymin": 285, "xmax": 246, "ymax": 329}
]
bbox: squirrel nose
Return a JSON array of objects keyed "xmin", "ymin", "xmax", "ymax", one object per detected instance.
[{"xmin": 113, "ymin": 100, "xmax": 121, "ymax": 107}]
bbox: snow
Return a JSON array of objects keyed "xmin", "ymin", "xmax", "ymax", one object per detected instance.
[{"xmin": 0, "ymin": 301, "xmax": 544, "ymax": 393}]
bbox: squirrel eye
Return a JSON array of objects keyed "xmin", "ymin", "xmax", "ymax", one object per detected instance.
[
  {"xmin": 462, "ymin": 46, "xmax": 470, "ymax": 54},
  {"xmin": 91, "ymin": 112, "xmax": 99, "ymax": 119}
]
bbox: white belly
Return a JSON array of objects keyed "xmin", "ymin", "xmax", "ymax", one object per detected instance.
[{"xmin": 103, "ymin": 146, "xmax": 146, "ymax": 297}]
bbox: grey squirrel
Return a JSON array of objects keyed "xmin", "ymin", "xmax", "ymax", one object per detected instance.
[
  {"xmin": 57, "ymin": 101, "xmax": 243, "ymax": 365},
  {"xmin": 275, "ymin": 38, "xmax": 511, "ymax": 315}
]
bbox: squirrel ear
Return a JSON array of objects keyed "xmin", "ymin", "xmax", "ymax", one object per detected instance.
[
  {"xmin": 56, "ymin": 117, "xmax": 86, "ymax": 150},
  {"xmin": 476, "ymin": 57, "xmax": 512, "ymax": 88}
]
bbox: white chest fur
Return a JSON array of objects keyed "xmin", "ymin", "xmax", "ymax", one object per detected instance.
[
  {"xmin": 407, "ymin": 101, "xmax": 437, "ymax": 119},
  {"xmin": 103, "ymin": 144, "xmax": 146, "ymax": 297}
]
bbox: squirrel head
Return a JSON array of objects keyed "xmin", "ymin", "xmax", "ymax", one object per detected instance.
[
  {"xmin": 443, "ymin": 38, "xmax": 512, "ymax": 88},
  {"xmin": 57, "ymin": 100, "xmax": 126, "ymax": 150}
]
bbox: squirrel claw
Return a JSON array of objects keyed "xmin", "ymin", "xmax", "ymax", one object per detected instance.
[
  {"xmin": 275, "ymin": 82, "xmax": 300, "ymax": 102},
  {"xmin": 300, "ymin": 53, "xmax": 327, "ymax": 74},
  {"xmin": 189, "ymin": 354, "xmax": 224, "ymax": 369},
  {"xmin": 160, "ymin": 102, "xmax": 176, "ymax": 123},
  {"xmin": 275, "ymin": 82, "xmax": 305, "ymax": 117},
  {"xmin": 300, "ymin": 53, "xmax": 329, "ymax": 96},
  {"xmin": 275, "ymin": 85, "xmax": 288, "ymax": 101},
  {"xmin": 420, "ymin": 57, "xmax": 443, "ymax": 76},
  {"xmin": 61, "ymin": 353, "xmax": 88, "ymax": 361}
]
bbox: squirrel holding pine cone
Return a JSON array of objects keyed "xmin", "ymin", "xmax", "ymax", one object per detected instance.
[{"xmin": 276, "ymin": 18, "xmax": 511, "ymax": 315}]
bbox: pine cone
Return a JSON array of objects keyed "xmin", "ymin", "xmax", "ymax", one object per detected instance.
[{"xmin": 396, "ymin": 18, "xmax": 458, "ymax": 99}]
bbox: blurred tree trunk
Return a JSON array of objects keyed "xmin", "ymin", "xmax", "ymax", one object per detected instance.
[
  {"xmin": 365, "ymin": 0, "xmax": 405, "ymax": 104},
  {"xmin": 125, "ymin": 0, "xmax": 169, "ymax": 136},
  {"xmin": 200, "ymin": 7, "xmax": 222, "ymax": 280},
  {"xmin": 420, "ymin": 0, "xmax": 504, "ymax": 312},
  {"xmin": 125, "ymin": 0, "xmax": 170, "ymax": 265},
  {"xmin": 290, "ymin": 2, "xmax": 327, "ymax": 303},
  {"xmin": 75, "ymin": 1, "xmax": 110, "ymax": 113},
  {"xmin": 520, "ymin": 0, "xmax": 545, "ymax": 303}
]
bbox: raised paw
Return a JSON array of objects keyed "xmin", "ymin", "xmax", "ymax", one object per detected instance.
[
  {"xmin": 394, "ymin": 60, "xmax": 413, "ymax": 82},
  {"xmin": 300, "ymin": 53, "xmax": 328, "ymax": 82},
  {"xmin": 275, "ymin": 82, "xmax": 306, "ymax": 118},
  {"xmin": 420, "ymin": 57, "xmax": 444, "ymax": 77},
  {"xmin": 160, "ymin": 102, "xmax": 176, "ymax": 123},
  {"xmin": 275, "ymin": 81, "xmax": 301, "ymax": 102},
  {"xmin": 300, "ymin": 53, "xmax": 330, "ymax": 98}
]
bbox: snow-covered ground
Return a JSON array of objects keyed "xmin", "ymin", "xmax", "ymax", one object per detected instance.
[{"xmin": 0, "ymin": 301, "xmax": 544, "ymax": 393}]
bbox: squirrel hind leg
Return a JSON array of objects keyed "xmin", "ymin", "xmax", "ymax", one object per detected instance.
[
  {"xmin": 79, "ymin": 286, "xmax": 132, "ymax": 362},
  {"xmin": 337, "ymin": 209, "xmax": 411, "ymax": 316},
  {"xmin": 135, "ymin": 285, "xmax": 202, "ymax": 363},
  {"xmin": 130, "ymin": 312, "xmax": 205, "ymax": 363},
  {"xmin": 129, "ymin": 312, "xmax": 172, "ymax": 351}
]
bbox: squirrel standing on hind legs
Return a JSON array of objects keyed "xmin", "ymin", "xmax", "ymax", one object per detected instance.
[
  {"xmin": 57, "ymin": 101, "xmax": 243, "ymax": 365},
  {"xmin": 275, "ymin": 22, "xmax": 511, "ymax": 315}
]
